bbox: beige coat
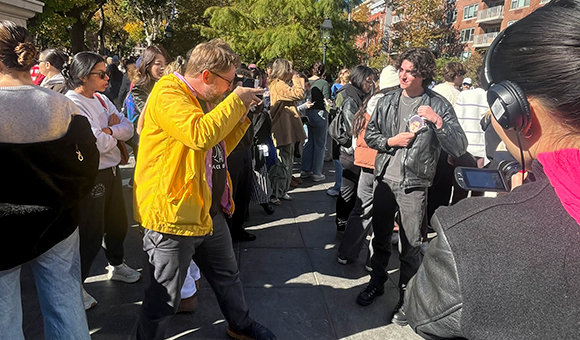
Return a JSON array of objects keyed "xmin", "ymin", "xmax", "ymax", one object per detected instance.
[{"xmin": 269, "ymin": 77, "xmax": 307, "ymax": 147}]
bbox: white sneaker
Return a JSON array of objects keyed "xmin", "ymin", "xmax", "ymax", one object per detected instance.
[
  {"xmin": 82, "ymin": 287, "xmax": 97, "ymax": 310},
  {"xmin": 312, "ymin": 174, "xmax": 326, "ymax": 182},
  {"xmin": 107, "ymin": 262, "xmax": 141, "ymax": 283},
  {"xmin": 326, "ymin": 188, "xmax": 340, "ymax": 197}
]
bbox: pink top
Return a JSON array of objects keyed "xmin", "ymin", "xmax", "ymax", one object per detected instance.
[{"xmin": 537, "ymin": 148, "xmax": 580, "ymax": 226}]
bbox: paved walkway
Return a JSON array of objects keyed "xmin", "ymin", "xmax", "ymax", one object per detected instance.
[{"xmin": 21, "ymin": 160, "xmax": 422, "ymax": 340}]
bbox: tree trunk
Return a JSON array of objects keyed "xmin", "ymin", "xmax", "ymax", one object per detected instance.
[
  {"xmin": 70, "ymin": 20, "xmax": 86, "ymax": 54},
  {"xmin": 98, "ymin": 6, "xmax": 106, "ymax": 55}
]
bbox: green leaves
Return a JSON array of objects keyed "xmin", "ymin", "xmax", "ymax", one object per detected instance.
[{"xmin": 202, "ymin": 0, "xmax": 360, "ymax": 72}]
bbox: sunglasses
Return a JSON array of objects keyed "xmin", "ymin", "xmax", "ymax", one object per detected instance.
[{"xmin": 90, "ymin": 71, "xmax": 107, "ymax": 79}]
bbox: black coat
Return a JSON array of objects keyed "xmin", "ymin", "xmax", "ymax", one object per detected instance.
[
  {"xmin": 365, "ymin": 88, "xmax": 467, "ymax": 189},
  {"xmin": 405, "ymin": 160, "xmax": 580, "ymax": 339},
  {"xmin": 0, "ymin": 115, "xmax": 99, "ymax": 270}
]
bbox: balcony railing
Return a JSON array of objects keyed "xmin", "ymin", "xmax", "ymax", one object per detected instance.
[
  {"xmin": 476, "ymin": 6, "xmax": 504, "ymax": 23},
  {"xmin": 473, "ymin": 32, "xmax": 499, "ymax": 47}
]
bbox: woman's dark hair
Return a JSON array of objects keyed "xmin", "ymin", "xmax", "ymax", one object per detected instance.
[
  {"xmin": 312, "ymin": 61, "xmax": 325, "ymax": 77},
  {"xmin": 40, "ymin": 48, "xmax": 69, "ymax": 72},
  {"xmin": 395, "ymin": 47, "xmax": 436, "ymax": 88},
  {"xmin": 441, "ymin": 61, "xmax": 466, "ymax": 82},
  {"xmin": 490, "ymin": 0, "xmax": 580, "ymax": 131},
  {"xmin": 351, "ymin": 85, "xmax": 399, "ymax": 137},
  {"xmin": 349, "ymin": 65, "xmax": 375, "ymax": 91},
  {"xmin": 0, "ymin": 20, "xmax": 36, "ymax": 72},
  {"xmin": 135, "ymin": 45, "xmax": 170, "ymax": 88},
  {"xmin": 63, "ymin": 51, "xmax": 105, "ymax": 90}
]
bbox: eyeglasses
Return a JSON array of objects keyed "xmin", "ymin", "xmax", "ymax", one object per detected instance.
[
  {"xmin": 210, "ymin": 70, "xmax": 234, "ymax": 86},
  {"xmin": 90, "ymin": 71, "xmax": 107, "ymax": 79}
]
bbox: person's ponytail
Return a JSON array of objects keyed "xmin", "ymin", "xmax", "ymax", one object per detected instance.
[{"xmin": 0, "ymin": 20, "xmax": 37, "ymax": 72}]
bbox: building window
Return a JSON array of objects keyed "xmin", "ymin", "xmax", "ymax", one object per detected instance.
[
  {"xmin": 507, "ymin": 20, "xmax": 518, "ymax": 26},
  {"xmin": 463, "ymin": 4, "xmax": 478, "ymax": 20},
  {"xmin": 447, "ymin": 9, "xmax": 458, "ymax": 24},
  {"xmin": 484, "ymin": 26, "xmax": 500, "ymax": 34},
  {"xmin": 510, "ymin": 0, "xmax": 530, "ymax": 9},
  {"xmin": 460, "ymin": 28, "xmax": 475, "ymax": 42}
]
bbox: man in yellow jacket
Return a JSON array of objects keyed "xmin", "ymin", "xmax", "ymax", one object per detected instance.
[{"xmin": 133, "ymin": 39, "xmax": 276, "ymax": 340}]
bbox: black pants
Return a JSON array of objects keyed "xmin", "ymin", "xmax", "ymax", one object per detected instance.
[
  {"xmin": 226, "ymin": 149, "xmax": 252, "ymax": 237},
  {"xmin": 336, "ymin": 155, "xmax": 360, "ymax": 231},
  {"xmin": 79, "ymin": 166, "xmax": 128, "ymax": 280},
  {"xmin": 370, "ymin": 177, "xmax": 426, "ymax": 289},
  {"xmin": 427, "ymin": 151, "xmax": 454, "ymax": 223}
]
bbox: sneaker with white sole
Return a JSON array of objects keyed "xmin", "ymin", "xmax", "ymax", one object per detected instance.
[
  {"xmin": 326, "ymin": 188, "xmax": 340, "ymax": 197},
  {"xmin": 82, "ymin": 287, "xmax": 97, "ymax": 310},
  {"xmin": 107, "ymin": 262, "xmax": 141, "ymax": 283},
  {"xmin": 312, "ymin": 174, "xmax": 326, "ymax": 182},
  {"xmin": 300, "ymin": 171, "xmax": 312, "ymax": 178}
]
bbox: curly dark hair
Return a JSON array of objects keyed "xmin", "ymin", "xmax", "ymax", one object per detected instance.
[
  {"xmin": 395, "ymin": 47, "xmax": 436, "ymax": 88},
  {"xmin": 441, "ymin": 61, "xmax": 466, "ymax": 82}
]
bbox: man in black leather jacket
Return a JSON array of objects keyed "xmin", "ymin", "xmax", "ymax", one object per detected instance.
[{"xmin": 358, "ymin": 48, "xmax": 467, "ymax": 324}]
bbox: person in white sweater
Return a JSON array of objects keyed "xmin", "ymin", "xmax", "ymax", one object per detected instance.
[{"xmin": 64, "ymin": 51, "xmax": 138, "ymax": 310}]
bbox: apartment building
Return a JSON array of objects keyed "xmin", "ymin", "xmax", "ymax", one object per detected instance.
[
  {"xmin": 354, "ymin": 0, "xmax": 392, "ymax": 54},
  {"xmin": 452, "ymin": 0, "xmax": 549, "ymax": 57}
]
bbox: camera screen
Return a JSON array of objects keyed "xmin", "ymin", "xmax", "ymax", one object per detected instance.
[{"xmin": 462, "ymin": 168, "xmax": 506, "ymax": 190}]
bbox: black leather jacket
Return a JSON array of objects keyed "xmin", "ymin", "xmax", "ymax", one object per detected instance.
[
  {"xmin": 365, "ymin": 88, "xmax": 467, "ymax": 189},
  {"xmin": 405, "ymin": 161, "xmax": 580, "ymax": 339}
]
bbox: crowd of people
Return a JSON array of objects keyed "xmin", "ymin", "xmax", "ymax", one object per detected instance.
[{"xmin": 2, "ymin": 0, "xmax": 580, "ymax": 339}]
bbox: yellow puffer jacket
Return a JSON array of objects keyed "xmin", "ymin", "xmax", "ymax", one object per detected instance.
[{"xmin": 134, "ymin": 74, "xmax": 250, "ymax": 236}]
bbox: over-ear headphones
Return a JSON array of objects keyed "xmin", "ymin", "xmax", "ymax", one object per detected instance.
[{"xmin": 481, "ymin": 28, "xmax": 531, "ymax": 132}]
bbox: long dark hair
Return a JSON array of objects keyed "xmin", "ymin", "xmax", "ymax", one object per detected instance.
[
  {"xmin": 0, "ymin": 20, "xmax": 36, "ymax": 72},
  {"xmin": 349, "ymin": 65, "xmax": 375, "ymax": 92},
  {"xmin": 40, "ymin": 48, "xmax": 68, "ymax": 72},
  {"xmin": 351, "ymin": 86, "xmax": 399, "ymax": 137},
  {"xmin": 135, "ymin": 45, "xmax": 170, "ymax": 89},
  {"xmin": 490, "ymin": 0, "xmax": 580, "ymax": 132},
  {"xmin": 63, "ymin": 52, "xmax": 105, "ymax": 90}
]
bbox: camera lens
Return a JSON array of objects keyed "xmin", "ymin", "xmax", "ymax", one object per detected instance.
[{"xmin": 498, "ymin": 160, "xmax": 522, "ymax": 179}]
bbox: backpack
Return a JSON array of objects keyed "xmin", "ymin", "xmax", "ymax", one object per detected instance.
[
  {"xmin": 328, "ymin": 105, "xmax": 352, "ymax": 148},
  {"xmin": 121, "ymin": 92, "xmax": 139, "ymax": 123}
]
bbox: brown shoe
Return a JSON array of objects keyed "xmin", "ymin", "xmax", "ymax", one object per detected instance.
[
  {"xmin": 292, "ymin": 176, "xmax": 303, "ymax": 184},
  {"xmin": 290, "ymin": 179, "xmax": 299, "ymax": 187},
  {"xmin": 177, "ymin": 294, "xmax": 198, "ymax": 313}
]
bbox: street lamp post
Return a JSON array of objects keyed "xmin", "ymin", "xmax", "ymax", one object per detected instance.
[{"xmin": 320, "ymin": 16, "xmax": 333, "ymax": 66}]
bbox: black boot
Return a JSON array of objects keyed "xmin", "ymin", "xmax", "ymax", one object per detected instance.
[
  {"xmin": 356, "ymin": 284, "xmax": 384, "ymax": 306},
  {"xmin": 391, "ymin": 285, "xmax": 408, "ymax": 326},
  {"xmin": 260, "ymin": 203, "xmax": 275, "ymax": 215}
]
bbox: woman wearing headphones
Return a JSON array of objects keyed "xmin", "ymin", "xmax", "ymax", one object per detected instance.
[{"xmin": 403, "ymin": 1, "xmax": 580, "ymax": 338}]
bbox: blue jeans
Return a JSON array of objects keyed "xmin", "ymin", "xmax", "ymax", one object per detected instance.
[
  {"xmin": 0, "ymin": 228, "xmax": 89, "ymax": 340},
  {"xmin": 332, "ymin": 159, "xmax": 343, "ymax": 190},
  {"xmin": 301, "ymin": 109, "xmax": 328, "ymax": 176}
]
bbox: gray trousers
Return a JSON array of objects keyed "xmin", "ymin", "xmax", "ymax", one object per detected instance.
[
  {"xmin": 370, "ymin": 177, "xmax": 426, "ymax": 289},
  {"xmin": 136, "ymin": 214, "xmax": 252, "ymax": 340},
  {"xmin": 338, "ymin": 168, "xmax": 375, "ymax": 261}
]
